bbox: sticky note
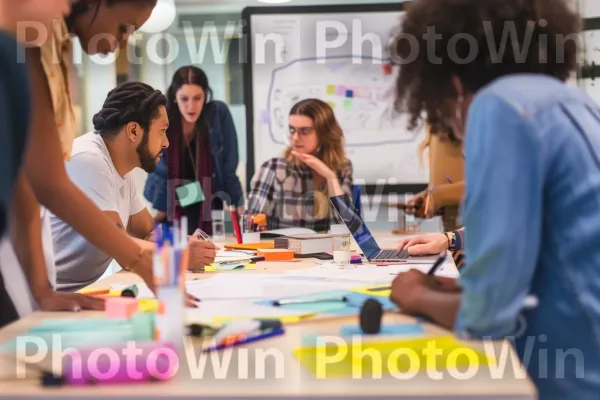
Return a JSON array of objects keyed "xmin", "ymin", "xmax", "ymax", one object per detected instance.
[
  {"xmin": 346, "ymin": 89, "xmax": 354, "ymax": 98},
  {"xmin": 326, "ymin": 84, "xmax": 336, "ymax": 95},
  {"xmin": 138, "ymin": 299, "xmax": 163, "ymax": 313},
  {"xmin": 344, "ymin": 99, "xmax": 352, "ymax": 110},
  {"xmin": 105, "ymin": 297, "xmax": 138, "ymax": 319},
  {"xmin": 340, "ymin": 323, "xmax": 424, "ymax": 337},
  {"xmin": 260, "ymin": 110, "xmax": 270, "ymax": 125},
  {"xmin": 204, "ymin": 263, "xmax": 257, "ymax": 272},
  {"xmin": 352, "ymin": 284, "xmax": 391, "ymax": 298},
  {"xmin": 336, "ymin": 86, "xmax": 347, "ymax": 96},
  {"xmin": 326, "ymin": 101, "xmax": 336, "ymax": 109},
  {"xmin": 0, "ymin": 318, "xmax": 137, "ymax": 353},
  {"xmin": 293, "ymin": 336, "xmax": 494, "ymax": 378}
]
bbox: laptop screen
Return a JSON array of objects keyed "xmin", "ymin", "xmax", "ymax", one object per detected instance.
[{"xmin": 329, "ymin": 194, "xmax": 381, "ymax": 259}]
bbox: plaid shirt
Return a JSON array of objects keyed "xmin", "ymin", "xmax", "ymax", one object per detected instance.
[{"xmin": 247, "ymin": 157, "xmax": 353, "ymax": 232}]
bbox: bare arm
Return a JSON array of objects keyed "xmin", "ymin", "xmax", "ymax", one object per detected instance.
[
  {"xmin": 23, "ymin": 47, "xmax": 143, "ymax": 269},
  {"xmin": 9, "ymin": 172, "xmax": 104, "ymax": 311},
  {"xmin": 9, "ymin": 171, "xmax": 50, "ymax": 300},
  {"xmin": 154, "ymin": 211, "xmax": 167, "ymax": 223},
  {"xmin": 127, "ymin": 208, "xmax": 154, "ymax": 240}
]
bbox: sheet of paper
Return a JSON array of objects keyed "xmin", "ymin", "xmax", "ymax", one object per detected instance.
[
  {"xmin": 186, "ymin": 299, "xmax": 313, "ymax": 322},
  {"xmin": 185, "ymin": 273, "xmax": 356, "ymax": 301}
]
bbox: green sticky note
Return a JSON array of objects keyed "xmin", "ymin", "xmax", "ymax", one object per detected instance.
[
  {"xmin": 0, "ymin": 318, "xmax": 138, "ymax": 353},
  {"xmin": 326, "ymin": 85, "xmax": 336, "ymax": 95},
  {"xmin": 344, "ymin": 99, "xmax": 352, "ymax": 110},
  {"xmin": 176, "ymin": 181, "xmax": 205, "ymax": 207}
]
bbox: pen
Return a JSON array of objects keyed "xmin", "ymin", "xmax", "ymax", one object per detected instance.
[
  {"xmin": 203, "ymin": 328, "xmax": 285, "ymax": 353},
  {"xmin": 193, "ymin": 228, "xmax": 212, "ymax": 242},
  {"xmin": 445, "ymin": 174, "xmax": 453, "ymax": 184},
  {"xmin": 427, "ymin": 251, "xmax": 448, "ymax": 275},
  {"xmin": 272, "ymin": 296, "xmax": 348, "ymax": 306}
]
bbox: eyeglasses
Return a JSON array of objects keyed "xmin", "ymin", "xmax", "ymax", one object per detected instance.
[{"xmin": 288, "ymin": 127, "xmax": 315, "ymax": 137}]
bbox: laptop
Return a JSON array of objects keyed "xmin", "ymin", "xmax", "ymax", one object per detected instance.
[{"xmin": 329, "ymin": 194, "xmax": 440, "ymax": 264}]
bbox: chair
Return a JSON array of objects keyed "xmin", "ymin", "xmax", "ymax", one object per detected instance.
[{"xmin": 352, "ymin": 185, "xmax": 362, "ymax": 217}]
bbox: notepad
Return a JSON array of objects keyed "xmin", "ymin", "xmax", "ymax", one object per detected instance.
[{"xmin": 293, "ymin": 335, "xmax": 494, "ymax": 378}]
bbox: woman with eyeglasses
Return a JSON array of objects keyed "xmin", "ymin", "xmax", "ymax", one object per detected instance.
[{"xmin": 246, "ymin": 98, "xmax": 353, "ymax": 232}]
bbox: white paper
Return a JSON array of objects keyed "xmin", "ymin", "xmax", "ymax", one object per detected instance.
[
  {"xmin": 186, "ymin": 300, "xmax": 311, "ymax": 321},
  {"xmin": 185, "ymin": 273, "xmax": 356, "ymax": 301}
]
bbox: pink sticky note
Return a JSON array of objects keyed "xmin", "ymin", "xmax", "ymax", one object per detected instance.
[{"xmin": 105, "ymin": 297, "xmax": 138, "ymax": 319}]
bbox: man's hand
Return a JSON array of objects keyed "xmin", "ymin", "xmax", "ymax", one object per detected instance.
[
  {"xmin": 125, "ymin": 249, "xmax": 201, "ymax": 308},
  {"xmin": 188, "ymin": 237, "xmax": 219, "ymax": 272},
  {"xmin": 36, "ymin": 291, "xmax": 105, "ymax": 312},
  {"xmin": 397, "ymin": 233, "xmax": 449, "ymax": 256},
  {"xmin": 390, "ymin": 270, "xmax": 462, "ymax": 330}
]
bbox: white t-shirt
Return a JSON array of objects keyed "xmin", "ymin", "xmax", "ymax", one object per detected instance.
[{"xmin": 51, "ymin": 132, "xmax": 146, "ymax": 291}]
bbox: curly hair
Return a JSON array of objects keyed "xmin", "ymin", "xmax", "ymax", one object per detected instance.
[
  {"xmin": 93, "ymin": 81, "xmax": 167, "ymax": 137},
  {"xmin": 393, "ymin": 0, "xmax": 581, "ymax": 131}
]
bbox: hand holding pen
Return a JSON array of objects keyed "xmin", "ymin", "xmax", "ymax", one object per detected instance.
[{"xmin": 188, "ymin": 229, "xmax": 219, "ymax": 272}]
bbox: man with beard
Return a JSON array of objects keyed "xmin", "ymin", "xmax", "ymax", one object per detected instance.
[{"xmin": 50, "ymin": 82, "xmax": 218, "ymax": 292}]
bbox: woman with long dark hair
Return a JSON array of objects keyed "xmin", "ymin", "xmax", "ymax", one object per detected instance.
[{"xmin": 145, "ymin": 66, "xmax": 243, "ymax": 236}]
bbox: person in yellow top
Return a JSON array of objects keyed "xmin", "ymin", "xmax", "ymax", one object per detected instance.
[
  {"xmin": 407, "ymin": 123, "xmax": 464, "ymax": 231},
  {"xmin": 5, "ymin": 0, "xmax": 167, "ymax": 322}
]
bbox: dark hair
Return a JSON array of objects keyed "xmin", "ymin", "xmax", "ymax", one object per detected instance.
[
  {"xmin": 166, "ymin": 66, "xmax": 214, "ymax": 140},
  {"xmin": 394, "ymin": 0, "xmax": 581, "ymax": 131},
  {"xmin": 93, "ymin": 81, "xmax": 167, "ymax": 137},
  {"xmin": 65, "ymin": 0, "xmax": 157, "ymax": 30}
]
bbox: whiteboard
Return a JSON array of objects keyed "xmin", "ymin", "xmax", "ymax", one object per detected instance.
[{"xmin": 243, "ymin": 4, "xmax": 427, "ymax": 192}]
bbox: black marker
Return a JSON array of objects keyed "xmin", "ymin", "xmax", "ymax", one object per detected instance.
[{"xmin": 426, "ymin": 251, "xmax": 448, "ymax": 276}]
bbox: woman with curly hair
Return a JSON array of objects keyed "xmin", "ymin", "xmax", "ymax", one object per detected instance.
[{"xmin": 389, "ymin": 0, "xmax": 600, "ymax": 397}]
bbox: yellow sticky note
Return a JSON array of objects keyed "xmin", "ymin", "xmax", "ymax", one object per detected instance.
[
  {"xmin": 204, "ymin": 263, "xmax": 257, "ymax": 272},
  {"xmin": 326, "ymin": 85, "xmax": 336, "ymax": 95},
  {"xmin": 293, "ymin": 335, "xmax": 494, "ymax": 379},
  {"xmin": 327, "ymin": 101, "xmax": 336, "ymax": 109},
  {"xmin": 351, "ymin": 284, "xmax": 391, "ymax": 298}
]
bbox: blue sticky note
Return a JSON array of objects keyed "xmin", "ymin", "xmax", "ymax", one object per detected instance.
[
  {"xmin": 346, "ymin": 89, "xmax": 354, "ymax": 98},
  {"xmin": 340, "ymin": 323, "xmax": 424, "ymax": 337}
]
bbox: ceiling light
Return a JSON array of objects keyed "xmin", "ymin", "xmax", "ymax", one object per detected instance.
[{"xmin": 139, "ymin": 0, "xmax": 177, "ymax": 33}]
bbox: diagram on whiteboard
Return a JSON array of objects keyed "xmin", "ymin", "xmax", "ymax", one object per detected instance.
[
  {"xmin": 247, "ymin": 8, "xmax": 428, "ymax": 186},
  {"xmin": 263, "ymin": 56, "xmax": 420, "ymax": 148}
]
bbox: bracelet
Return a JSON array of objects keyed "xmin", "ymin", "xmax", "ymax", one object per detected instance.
[{"xmin": 444, "ymin": 232, "xmax": 456, "ymax": 252}]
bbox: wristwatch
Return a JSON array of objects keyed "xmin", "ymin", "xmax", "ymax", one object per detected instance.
[{"xmin": 444, "ymin": 231, "xmax": 456, "ymax": 252}]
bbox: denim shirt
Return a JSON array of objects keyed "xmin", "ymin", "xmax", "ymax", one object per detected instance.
[
  {"xmin": 455, "ymin": 74, "xmax": 600, "ymax": 399},
  {"xmin": 144, "ymin": 100, "xmax": 243, "ymax": 210}
]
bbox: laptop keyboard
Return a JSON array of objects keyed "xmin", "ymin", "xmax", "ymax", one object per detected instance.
[{"xmin": 373, "ymin": 249, "xmax": 409, "ymax": 261}]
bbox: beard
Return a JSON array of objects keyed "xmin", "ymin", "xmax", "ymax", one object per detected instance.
[{"xmin": 136, "ymin": 134, "xmax": 161, "ymax": 173}]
